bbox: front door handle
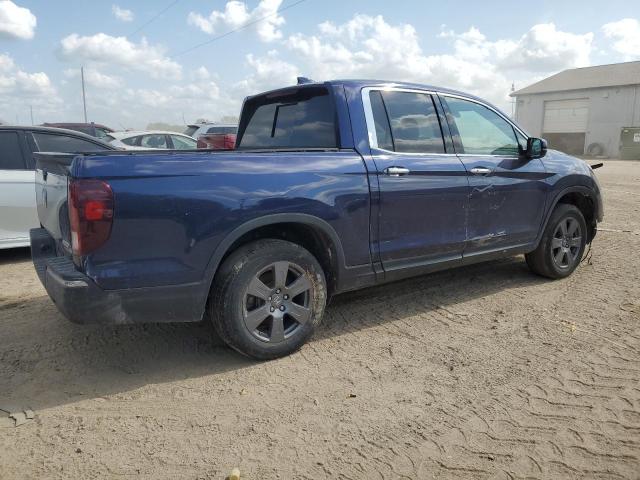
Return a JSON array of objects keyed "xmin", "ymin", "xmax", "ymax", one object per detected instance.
[
  {"xmin": 470, "ymin": 166, "xmax": 492, "ymax": 175},
  {"xmin": 384, "ymin": 166, "xmax": 410, "ymax": 176}
]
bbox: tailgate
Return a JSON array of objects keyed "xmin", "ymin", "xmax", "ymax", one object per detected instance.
[{"xmin": 34, "ymin": 152, "xmax": 75, "ymax": 248}]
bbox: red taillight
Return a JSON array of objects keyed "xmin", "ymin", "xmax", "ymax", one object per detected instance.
[{"xmin": 68, "ymin": 179, "xmax": 114, "ymax": 256}]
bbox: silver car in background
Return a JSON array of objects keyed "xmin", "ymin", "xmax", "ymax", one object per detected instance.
[{"xmin": 0, "ymin": 126, "xmax": 115, "ymax": 249}]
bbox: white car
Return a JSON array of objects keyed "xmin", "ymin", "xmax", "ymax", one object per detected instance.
[
  {"xmin": 0, "ymin": 126, "xmax": 115, "ymax": 249},
  {"xmin": 106, "ymin": 131, "xmax": 197, "ymax": 150}
]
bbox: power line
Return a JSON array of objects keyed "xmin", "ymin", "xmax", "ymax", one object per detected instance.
[
  {"xmin": 173, "ymin": 0, "xmax": 308, "ymax": 58},
  {"xmin": 129, "ymin": 0, "xmax": 180, "ymax": 37}
]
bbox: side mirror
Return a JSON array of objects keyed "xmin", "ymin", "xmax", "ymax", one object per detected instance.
[{"xmin": 526, "ymin": 137, "xmax": 547, "ymax": 159}]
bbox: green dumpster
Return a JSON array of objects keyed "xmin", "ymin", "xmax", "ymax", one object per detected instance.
[{"xmin": 620, "ymin": 127, "xmax": 640, "ymax": 160}]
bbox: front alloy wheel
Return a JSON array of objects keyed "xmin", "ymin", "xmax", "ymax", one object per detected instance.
[
  {"xmin": 526, "ymin": 203, "xmax": 588, "ymax": 279},
  {"xmin": 550, "ymin": 216, "xmax": 582, "ymax": 270}
]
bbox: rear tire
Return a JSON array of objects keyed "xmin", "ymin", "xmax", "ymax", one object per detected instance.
[
  {"xmin": 209, "ymin": 239, "xmax": 327, "ymax": 360},
  {"xmin": 526, "ymin": 204, "xmax": 587, "ymax": 279}
]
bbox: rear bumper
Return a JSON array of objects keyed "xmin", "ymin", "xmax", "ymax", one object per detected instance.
[{"xmin": 30, "ymin": 228, "xmax": 207, "ymax": 325}]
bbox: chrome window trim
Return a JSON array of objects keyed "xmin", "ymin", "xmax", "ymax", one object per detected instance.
[{"xmin": 361, "ymin": 86, "xmax": 528, "ymax": 157}]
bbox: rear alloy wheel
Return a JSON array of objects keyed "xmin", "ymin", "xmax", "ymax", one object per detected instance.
[
  {"xmin": 210, "ymin": 239, "xmax": 326, "ymax": 360},
  {"xmin": 243, "ymin": 261, "xmax": 314, "ymax": 343},
  {"xmin": 526, "ymin": 204, "xmax": 587, "ymax": 279}
]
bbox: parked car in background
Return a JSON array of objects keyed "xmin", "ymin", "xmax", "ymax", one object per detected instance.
[
  {"xmin": 0, "ymin": 126, "xmax": 116, "ymax": 249},
  {"xmin": 41, "ymin": 122, "xmax": 114, "ymax": 140},
  {"xmin": 196, "ymin": 124, "xmax": 237, "ymax": 149},
  {"xmin": 107, "ymin": 131, "xmax": 197, "ymax": 150},
  {"xmin": 31, "ymin": 79, "xmax": 603, "ymax": 360},
  {"xmin": 183, "ymin": 123, "xmax": 217, "ymax": 138}
]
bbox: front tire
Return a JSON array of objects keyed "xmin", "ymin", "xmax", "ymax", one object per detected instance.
[
  {"xmin": 209, "ymin": 239, "xmax": 327, "ymax": 360},
  {"xmin": 526, "ymin": 204, "xmax": 587, "ymax": 279}
]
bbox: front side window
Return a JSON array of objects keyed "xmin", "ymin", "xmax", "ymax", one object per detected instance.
[
  {"xmin": 0, "ymin": 131, "xmax": 26, "ymax": 170},
  {"xmin": 238, "ymin": 87, "xmax": 337, "ymax": 149},
  {"xmin": 32, "ymin": 133, "xmax": 105, "ymax": 152},
  {"xmin": 444, "ymin": 97, "xmax": 519, "ymax": 155},
  {"xmin": 140, "ymin": 134, "xmax": 168, "ymax": 149},
  {"xmin": 171, "ymin": 135, "xmax": 197, "ymax": 149},
  {"xmin": 369, "ymin": 90, "xmax": 445, "ymax": 153}
]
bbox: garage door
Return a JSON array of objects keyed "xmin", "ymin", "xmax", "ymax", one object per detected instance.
[
  {"xmin": 543, "ymin": 99, "xmax": 589, "ymax": 133},
  {"xmin": 543, "ymin": 99, "xmax": 589, "ymax": 154}
]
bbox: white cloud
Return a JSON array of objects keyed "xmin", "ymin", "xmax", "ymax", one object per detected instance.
[
  {"xmin": 188, "ymin": 0, "xmax": 285, "ymax": 42},
  {"xmin": 602, "ymin": 18, "xmax": 640, "ymax": 60},
  {"xmin": 230, "ymin": 50, "xmax": 299, "ymax": 97},
  {"xmin": 59, "ymin": 33, "xmax": 182, "ymax": 80},
  {"xmin": 112, "ymin": 5, "xmax": 134, "ymax": 22},
  {"xmin": 0, "ymin": 53, "xmax": 61, "ymax": 121},
  {"xmin": 0, "ymin": 0, "xmax": 36, "ymax": 39},
  {"xmin": 64, "ymin": 67, "xmax": 123, "ymax": 89},
  {"xmin": 278, "ymin": 15, "xmax": 596, "ymax": 109},
  {"xmin": 193, "ymin": 65, "xmax": 211, "ymax": 80}
]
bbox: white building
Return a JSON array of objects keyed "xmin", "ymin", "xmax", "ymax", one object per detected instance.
[{"xmin": 511, "ymin": 61, "xmax": 640, "ymax": 159}]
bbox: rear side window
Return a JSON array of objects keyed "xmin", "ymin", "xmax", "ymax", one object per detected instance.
[
  {"xmin": 121, "ymin": 136, "xmax": 140, "ymax": 146},
  {"xmin": 33, "ymin": 132, "xmax": 105, "ymax": 152},
  {"xmin": 0, "ymin": 131, "xmax": 26, "ymax": 170},
  {"xmin": 238, "ymin": 87, "xmax": 337, "ymax": 149},
  {"xmin": 369, "ymin": 91, "xmax": 394, "ymax": 151},
  {"xmin": 371, "ymin": 91, "xmax": 445, "ymax": 153}
]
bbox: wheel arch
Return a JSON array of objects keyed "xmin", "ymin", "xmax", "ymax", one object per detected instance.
[
  {"xmin": 204, "ymin": 214, "xmax": 347, "ymax": 300},
  {"xmin": 538, "ymin": 186, "xmax": 598, "ymax": 247}
]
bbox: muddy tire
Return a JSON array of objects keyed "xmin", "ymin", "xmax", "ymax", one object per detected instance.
[
  {"xmin": 526, "ymin": 204, "xmax": 587, "ymax": 279},
  {"xmin": 209, "ymin": 239, "xmax": 326, "ymax": 360}
]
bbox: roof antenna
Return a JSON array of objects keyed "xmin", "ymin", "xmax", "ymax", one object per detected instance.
[{"xmin": 297, "ymin": 76, "xmax": 315, "ymax": 85}]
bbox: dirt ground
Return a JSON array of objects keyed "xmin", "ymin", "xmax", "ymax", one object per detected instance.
[{"xmin": 1, "ymin": 161, "xmax": 639, "ymax": 480}]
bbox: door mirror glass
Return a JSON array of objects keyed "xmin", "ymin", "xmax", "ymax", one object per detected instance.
[{"xmin": 526, "ymin": 137, "xmax": 548, "ymax": 159}]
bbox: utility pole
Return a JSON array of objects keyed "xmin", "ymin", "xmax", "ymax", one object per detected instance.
[
  {"xmin": 81, "ymin": 66, "xmax": 88, "ymax": 123},
  {"xmin": 30, "ymin": 105, "xmax": 34, "ymax": 125},
  {"xmin": 511, "ymin": 82, "xmax": 516, "ymax": 119}
]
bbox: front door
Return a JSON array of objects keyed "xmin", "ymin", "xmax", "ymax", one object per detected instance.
[
  {"xmin": 365, "ymin": 89, "xmax": 469, "ymax": 275},
  {"xmin": 439, "ymin": 95, "xmax": 549, "ymax": 255}
]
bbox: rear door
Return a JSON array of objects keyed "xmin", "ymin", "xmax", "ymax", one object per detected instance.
[
  {"xmin": 439, "ymin": 95, "xmax": 548, "ymax": 255},
  {"xmin": 0, "ymin": 130, "xmax": 38, "ymax": 247},
  {"xmin": 363, "ymin": 88, "xmax": 469, "ymax": 274}
]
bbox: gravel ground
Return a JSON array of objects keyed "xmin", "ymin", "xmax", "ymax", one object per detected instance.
[{"xmin": 1, "ymin": 160, "xmax": 639, "ymax": 480}]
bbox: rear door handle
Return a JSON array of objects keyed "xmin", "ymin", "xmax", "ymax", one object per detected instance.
[
  {"xmin": 384, "ymin": 166, "xmax": 410, "ymax": 176},
  {"xmin": 470, "ymin": 166, "xmax": 492, "ymax": 175}
]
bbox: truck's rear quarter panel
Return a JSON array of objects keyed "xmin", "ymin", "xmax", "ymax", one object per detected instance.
[{"xmin": 76, "ymin": 151, "xmax": 371, "ymax": 293}]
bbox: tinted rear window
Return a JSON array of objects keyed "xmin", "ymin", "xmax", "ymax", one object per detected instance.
[
  {"xmin": 237, "ymin": 87, "xmax": 337, "ymax": 149},
  {"xmin": 184, "ymin": 126, "xmax": 199, "ymax": 136},
  {"xmin": 206, "ymin": 126, "xmax": 237, "ymax": 134},
  {"xmin": 0, "ymin": 131, "xmax": 26, "ymax": 170}
]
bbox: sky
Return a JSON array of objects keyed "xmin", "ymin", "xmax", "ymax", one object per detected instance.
[{"xmin": 1, "ymin": 0, "xmax": 639, "ymax": 129}]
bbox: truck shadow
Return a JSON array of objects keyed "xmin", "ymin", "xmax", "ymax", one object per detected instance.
[{"xmin": 1, "ymin": 256, "xmax": 546, "ymax": 412}]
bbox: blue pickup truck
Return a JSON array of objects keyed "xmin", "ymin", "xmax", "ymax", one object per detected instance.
[{"xmin": 31, "ymin": 79, "xmax": 603, "ymax": 359}]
